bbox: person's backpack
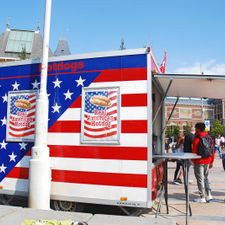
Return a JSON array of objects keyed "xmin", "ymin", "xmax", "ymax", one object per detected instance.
[{"xmin": 197, "ymin": 135, "xmax": 213, "ymax": 158}]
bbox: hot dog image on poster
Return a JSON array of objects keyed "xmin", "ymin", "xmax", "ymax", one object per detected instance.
[
  {"xmin": 6, "ymin": 91, "xmax": 37, "ymax": 142},
  {"xmin": 81, "ymin": 87, "xmax": 120, "ymax": 144}
]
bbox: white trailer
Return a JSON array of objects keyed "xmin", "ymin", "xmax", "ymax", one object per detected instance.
[{"xmin": 0, "ymin": 48, "xmax": 166, "ymax": 211}]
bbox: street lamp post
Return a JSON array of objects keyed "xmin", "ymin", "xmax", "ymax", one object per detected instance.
[{"xmin": 28, "ymin": 0, "xmax": 52, "ymax": 209}]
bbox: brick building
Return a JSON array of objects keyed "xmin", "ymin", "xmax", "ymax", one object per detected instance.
[{"xmin": 165, "ymin": 97, "xmax": 214, "ymax": 134}]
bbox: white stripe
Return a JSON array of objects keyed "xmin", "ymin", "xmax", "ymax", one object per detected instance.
[
  {"xmin": 0, "ymin": 178, "xmax": 147, "ymax": 202},
  {"xmin": 59, "ymin": 107, "xmax": 147, "ymax": 121},
  {"xmin": 89, "ymin": 80, "xmax": 146, "ymax": 94},
  {"xmin": 0, "ymin": 178, "xmax": 28, "ymax": 192},
  {"xmin": 51, "ymin": 182, "xmax": 147, "ymax": 202},
  {"xmin": 17, "ymin": 157, "xmax": 147, "ymax": 174},
  {"xmin": 47, "ymin": 133, "xmax": 147, "ymax": 147}
]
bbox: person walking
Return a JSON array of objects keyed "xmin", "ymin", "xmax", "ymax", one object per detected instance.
[
  {"xmin": 173, "ymin": 135, "xmax": 184, "ymax": 184},
  {"xmin": 192, "ymin": 122, "xmax": 214, "ymax": 203},
  {"xmin": 215, "ymin": 134, "xmax": 223, "ymax": 159}
]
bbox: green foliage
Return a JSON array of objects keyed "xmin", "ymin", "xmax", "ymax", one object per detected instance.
[
  {"xmin": 211, "ymin": 120, "xmax": 225, "ymax": 138},
  {"xmin": 166, "ymin": 125, "xmax": 180, "ymax": 141},
  {"xmin": 183, "ymin": 124, "xmax": 191, "ymax": 135}
]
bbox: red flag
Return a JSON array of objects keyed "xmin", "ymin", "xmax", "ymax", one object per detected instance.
[{"xmin": 160, "ymin": 51, "xmax": 166, "ymax": 73}]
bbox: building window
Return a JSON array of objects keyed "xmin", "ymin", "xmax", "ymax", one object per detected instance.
[{"xmin": 5, "ymin": 30, "xmax": 34, "ymax": 54}]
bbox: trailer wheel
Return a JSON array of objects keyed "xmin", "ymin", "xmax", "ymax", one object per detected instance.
[{"xmin": 51, "ymin": 200, "xmax": 78, "ymax": 212}]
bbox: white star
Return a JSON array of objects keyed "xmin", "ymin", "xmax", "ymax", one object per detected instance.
[
  {"xmin": 2, "ymin": 93, "xmax": 7, "ymax": 103},
  {"xmin": 75, "ymin": 76, "xmax": 86, "ymax": 87},
  {"xmin": 0, "ymin": 163, "xmax": 7, "ymax": 173},
  {"xmin": 12, "ymin": 81, "xmax": 20, "ymax": 91},
  {"xmin": 53, "ymin": 78, "xmax": 62, "ymax": 88},
  {"xmin": 1, "ymin": 117, "xmax": 6, "ymax": 126},
  {"xmin": 32, "ymin": 80, "xmax": 40, "ymax": 89},
  {"xmin": 52, "ymin": 103, "xmax": 61, "ymax": 113},
  {"xmin": 9, "ymin": 152, "xmax": 17, "ymax": 162},
  {"xmin": 19, "ymin": 142, "xmax": 28, "ymax": 150},
  {"xmin": 0, "ymin": 140, "xmax": 7, "ymax": 150},
  {"xmin": 63, "ymin": 89, "xmax": 73, "ymax": 100}
]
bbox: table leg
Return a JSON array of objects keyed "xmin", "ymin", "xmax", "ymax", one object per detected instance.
[
  {"xmin": 183, "ymin": 159, "xmax": 192, "ymax": 225},
  {"xmin": 164, "ymin": 159, "xmax": 169, "ymax": 214}
]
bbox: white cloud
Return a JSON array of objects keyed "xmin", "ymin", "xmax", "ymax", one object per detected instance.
[{"xmin": 175, "ymin": 60, "xmax": 225, "ymax": 75}]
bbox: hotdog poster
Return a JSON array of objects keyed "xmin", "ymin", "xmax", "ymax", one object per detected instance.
[
  {"xmin": 6, "ymin": 91, "xmax": 37, "ymax": 142},
  {"xmin": 81, "ymin": 87, "xmax": 120, "ymax": 144}
]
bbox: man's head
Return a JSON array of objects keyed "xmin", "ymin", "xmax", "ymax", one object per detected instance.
[{"xmin": 195, "ymin": 122, "xmax": 205, "ymax": 133}]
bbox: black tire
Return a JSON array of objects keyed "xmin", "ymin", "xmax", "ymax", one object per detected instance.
[{"xmin": 50, "ymin": 200, "xmax": 84, "ymax": 212}]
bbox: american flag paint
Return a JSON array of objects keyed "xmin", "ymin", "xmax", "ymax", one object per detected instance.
[
  {"xmin": 7, "ymin": 91, "xmax": 36, "ymax": 141},
  {"xmin": 0, "ymin": 50, "xmax": 156, "ymax": 207},
  {"xmin": 82, "ymin": 88, "xmax": 119, "ymax": 143}
]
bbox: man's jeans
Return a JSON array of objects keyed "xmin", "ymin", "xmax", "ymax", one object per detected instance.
[{"xmin": 193, "ymin": 164, "xmax": 211, "ymax": 198}]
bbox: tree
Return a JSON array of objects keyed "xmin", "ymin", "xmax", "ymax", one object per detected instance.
[
  {"xmin": 211, "ymin": 120, "xmax": 225, "ymax": 138},
  {"xmin": 183, "ymin": 123, "xmax": 191, "ymax": 136},
  {"xmin": 166, "ymin": 125, "xmax": 180, "ymax": 142},
  {"xmin": 18, "ymin": 47, "xmax": 27, "ymax": 60}
]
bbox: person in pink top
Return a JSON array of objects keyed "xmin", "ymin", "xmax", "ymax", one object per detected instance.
[{"xmin": 192, "ymin": 122, "xmax": 214, "ymax": 203}]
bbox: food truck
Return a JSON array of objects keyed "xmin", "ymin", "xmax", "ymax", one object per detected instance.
[{"xmin": 0, "ymin": 47, "xmax": 166, "ymax": 211}]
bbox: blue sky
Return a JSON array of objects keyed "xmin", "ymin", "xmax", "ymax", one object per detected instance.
[{"xmin": 1, "ymin": 0, "xmax": 225, "ymax": 73}]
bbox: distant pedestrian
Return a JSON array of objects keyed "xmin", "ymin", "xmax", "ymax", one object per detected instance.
[
  {"xmin": 173, "ymin": 135, "xmax": 184, "ymax": 184},
  {"xmin": 215, "ymin": 134, "xmax": 223, "ymax": 159},
  {"xmin": 192, "ymin": 122, "xmax": 214, "ymax": 203}
]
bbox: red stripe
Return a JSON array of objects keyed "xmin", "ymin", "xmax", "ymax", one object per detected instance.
[
  {"xmin": 9, "ymin": 130, "xmax": 35, "ymax": 137},
  {"xmin": 107, "ymin": 109, "xmax": 117, "ymax": 115},
  {"xmin": 84, "ymin": 124, "xmax": 117, "ymax": 132},
  {"xmin": 52, "ymin": 170, "xmax": 147, "ymax": 187},
  {"xmin": 6, "ymin": 167, "xmax": 29, "ymax": 179},
  {"xmin": 9, "ymin": 124, "xmax": 35, "ymax": 131},
  {"xmin": 94, "ymin": 68, "xmax": 147, "ymax": 82},
  {"xmin": 122, "ymin": 93, "xmax": 147, "ymax": 107},
  {"xmin": 84, "ymin": 130, "xmax": 117, "ymax": 138},
  {"xmin": 49, "ymin": 145, "xmax": 147, "ymax": 160},
  {"xmin": 121, "ymin": 120, "xmax": 147, "ymax": 133},
  {"xmin": 49, "ymin": 121, "xmax": 81, "ymax": 132},
  {"xmin": 6, "ymin": 167, "xmax": 147, "ymax": 188},
  {"xmin": 70, "ymin": 96, "xmax": 81, "ymax": 108},
  {"xmin": 49, "ymin": 120, "xmax": 147, "ymax": 133},
  {"xmin": 27, "ymin": 111, "xmax": 35, "ymax": 117}
]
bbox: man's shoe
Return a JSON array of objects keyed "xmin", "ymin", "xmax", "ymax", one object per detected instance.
[
  {"xmin": 194, "ymin": 197, "xmax": 206, "ymax": 203},
  {"xmin": 206, "ymin": 193, "xmax": 213, "ymax": 202},
  {"xmin": 173, "ymin": 179, "xmax": 182, "ymax": 185}
]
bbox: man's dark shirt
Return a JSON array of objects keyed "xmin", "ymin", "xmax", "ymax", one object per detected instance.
[{"xmin": 184, "ymin": 132, "xmax": 194, "ymax": 153}]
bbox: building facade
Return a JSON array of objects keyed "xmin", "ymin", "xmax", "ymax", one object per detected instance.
[{"xmin": 165, "ymin": 97, "xmax": 214, "ymax": 134}]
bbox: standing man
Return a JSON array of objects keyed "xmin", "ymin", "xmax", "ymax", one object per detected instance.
[
  {"xmin": 184, "ymin": 126, "xmax": 195, "ymax": 153},
  {"xmin": 192, "ymin": 122, "xmax": 214, "ymax": 203}
]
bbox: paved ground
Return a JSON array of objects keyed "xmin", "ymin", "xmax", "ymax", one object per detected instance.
[
  {"xmin": 0, "ymin": 153, "xmax": 224, "ymax": 224},
  {"xmin": 142, "ymin": 153, "xmax": 225, "ymax": 225}
]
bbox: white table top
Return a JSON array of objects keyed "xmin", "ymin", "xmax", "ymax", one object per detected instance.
[{"xmin": 153, "ymin": 152, "xmax": 201, "ymax": 160}]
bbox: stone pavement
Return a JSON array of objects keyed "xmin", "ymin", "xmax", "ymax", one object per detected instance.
[
  {"xmin": 0, "ymin": 205, "xmax": 176, "ymax": 225},
  {"xmin": 142, "ymin": 154, "xmax": 225, "ymax": 225}
]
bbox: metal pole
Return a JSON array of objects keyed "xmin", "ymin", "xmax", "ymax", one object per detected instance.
[{"xmin": 28, "ymin": 0, "xmax": 52, "ymax": 209}]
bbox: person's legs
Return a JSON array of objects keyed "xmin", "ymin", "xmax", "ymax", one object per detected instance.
[
  {"xmin": 194, "ymin": 164, "xmax": 206, "ymax": 202},
  {"xmin": 174, "ymin": 162, "xmax": 181, "ymax": 181},
  {"xmin": 204, "ymin": 164, "xmax": 213, "ymax": 201}
]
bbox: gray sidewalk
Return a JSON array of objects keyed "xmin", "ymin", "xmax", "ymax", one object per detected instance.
[{"xmin": 0, "ymin": 205, "xmax": 175, "ymax": 225}]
